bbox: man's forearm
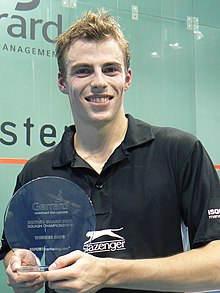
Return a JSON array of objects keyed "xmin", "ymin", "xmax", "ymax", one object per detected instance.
[{"xmin": 104, "ymin": 240, "xmax": 220, "ymax": 292}]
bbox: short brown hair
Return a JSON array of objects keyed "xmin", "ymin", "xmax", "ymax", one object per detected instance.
[{"xmin": 55, "ymin": 8, "xmax": 130, "ymax": 77}]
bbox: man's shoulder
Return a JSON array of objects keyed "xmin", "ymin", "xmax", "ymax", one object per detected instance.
[
  {"xmin": 17, "ymin": 125, "xmax": 75, "ymax": 185},
  {"xmin": 131, "ymin": 115, "xmax": 198, "ymax": 145},
  {"xmin": 27, "ymin": 145, "xmax": 57, "ymax": 166},
  {"xmin": 24, "ymin": 125, "xmax": 75, "ymax": 169},
  {"xmin": 19, "ymin": 145, "xmax": 57, "ymax": 180},
  {"xmin": 153, "ymin": 125, "xmax": 197, "ymax": 142}
]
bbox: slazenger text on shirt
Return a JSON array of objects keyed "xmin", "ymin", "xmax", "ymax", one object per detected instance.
[{"xmin": 84, "ymin": 239, "xmax": 126, "ymax": 253}]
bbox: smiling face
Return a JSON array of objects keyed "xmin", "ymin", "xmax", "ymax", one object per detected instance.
[{"xmin": 58, "ymin": 38, "xmax": 132, "ymax": 127}]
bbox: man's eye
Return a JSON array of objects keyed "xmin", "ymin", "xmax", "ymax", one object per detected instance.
[
  {"xmin": 103, "ymin": 67, "xmax": 118, "ymax": 75},
  {"xmin": 73, "ymin": 68, "xmax": 92, "ymax": 76}
]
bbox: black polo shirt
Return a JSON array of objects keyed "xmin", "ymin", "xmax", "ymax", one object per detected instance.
[{"xmin": 1, "ymin": 114, "xmax": 220, "ymax": 293}]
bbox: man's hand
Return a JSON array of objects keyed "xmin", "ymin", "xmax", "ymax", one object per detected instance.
[
  {"xmin": 44, "ymin": 250, "xmax": 107, "ymax": 293},
  {"xmin": 5, "ymin": 249, "xmax": 44, "ymax": 293}
]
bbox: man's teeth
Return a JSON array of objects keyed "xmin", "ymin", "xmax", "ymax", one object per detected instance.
[{"xmin": 88, "ymin": 97, "xmax": 110, "ymax": 103}]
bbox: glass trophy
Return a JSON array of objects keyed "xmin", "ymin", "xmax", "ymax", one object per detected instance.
[{"xmin": 4, "ymin": 176, "xmax": 96, "ymax": 272}]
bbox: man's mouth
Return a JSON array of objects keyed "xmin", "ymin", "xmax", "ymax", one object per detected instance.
[{"xmin": 85, "ymin": 96, "xmax": 113, "ymax": 103}]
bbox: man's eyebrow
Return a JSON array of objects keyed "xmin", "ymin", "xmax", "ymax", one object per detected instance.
[
  {"xmin": 66, "ymin": 60, "xmax": 122, "ymax": 66},
  {"xmin": 66, "ymin": 61, "xmax": 123, "ymax": 71},
  {"xmin": 67, "ymin": 61, "xmax": 92, "ymax": 67},
  {"xmin": 103, "ymin": 62, "xmax": 122, "ymax": 67}
]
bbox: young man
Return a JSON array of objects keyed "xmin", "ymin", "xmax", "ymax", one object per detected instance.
[{"xmin": 1, "ymin": 9, "xmax": 220, "ymax": 293}]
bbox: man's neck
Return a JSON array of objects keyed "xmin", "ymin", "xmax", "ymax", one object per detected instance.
[{"xmin": 74, "ymin": 116, "xmax": 128, "ymax": 173}]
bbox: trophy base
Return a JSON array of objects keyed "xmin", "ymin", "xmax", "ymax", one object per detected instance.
[{"xmin": 18, "ymin": 266, "xmax": 49, "ymax": 273}]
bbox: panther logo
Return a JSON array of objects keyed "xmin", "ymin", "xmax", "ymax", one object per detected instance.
[{"xmin": 85, "ymin": 227, "xmax": 124, "ymax": 244}]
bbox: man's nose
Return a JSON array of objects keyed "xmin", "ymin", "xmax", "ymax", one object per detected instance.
[{"xmin": 91, "ymin": 70, "xmax": 108, "ymax": 90}]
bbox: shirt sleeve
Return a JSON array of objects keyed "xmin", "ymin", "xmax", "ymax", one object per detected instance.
[
  {"xmin": 0, "ymin": 231, "xmax": 11, "ymax": 260},
  {"xmin": 180, "ymin": 140, "xmax": 220, "ymax": 248}
]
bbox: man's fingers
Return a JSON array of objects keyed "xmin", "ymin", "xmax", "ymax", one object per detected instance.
[
  {"xmin": 43, "ymin": 265, "xmax": 71, "ymax": 282},
  {"xmin": 49, "ymin": 250, "xmax": 83, "ymax": 270}
]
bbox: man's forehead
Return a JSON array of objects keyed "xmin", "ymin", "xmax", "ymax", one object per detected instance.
[{"xmin": 65, "ymin": 38, "xmax": 124, "ymax": 64}]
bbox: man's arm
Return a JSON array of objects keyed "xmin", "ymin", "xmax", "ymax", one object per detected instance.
[
  {"xmin": 44, "ymin": 240, "xmax": 220, "ymax": 292},
  {"xmin": 105, "ymin": 240, "xmax": 220, "ymax": 292}
]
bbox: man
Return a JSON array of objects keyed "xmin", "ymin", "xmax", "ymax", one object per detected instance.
[{"xmin": 1, "ymin": 9, "xmax": 220, "ymax": 293}]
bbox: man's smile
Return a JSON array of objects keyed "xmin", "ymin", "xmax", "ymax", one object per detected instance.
[{"xmin": 85, "ymin": 95, "xmax": 113, "ymax": 103}]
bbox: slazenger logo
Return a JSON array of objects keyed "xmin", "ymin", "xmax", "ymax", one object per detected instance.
[
  {"xmin": 83, "ymin": 228, "xmax": 126, "ymax": 254},
  {"xmin": 208, "ymin": 208, "xmax": 220, "ymax": 219}
]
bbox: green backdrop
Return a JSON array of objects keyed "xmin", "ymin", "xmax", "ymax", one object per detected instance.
[{"xmin": 1, "ymin": 1, "xmax": 219, "ymax": 291}]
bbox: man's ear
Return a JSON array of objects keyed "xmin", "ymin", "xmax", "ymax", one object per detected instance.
[
  {"xmin": 58, "ymin": 72, "xmax": 68, "ymax": 94},
  {"xmin": 124, "ymin": 68, "xmax": 132, "ymax": 91}
]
